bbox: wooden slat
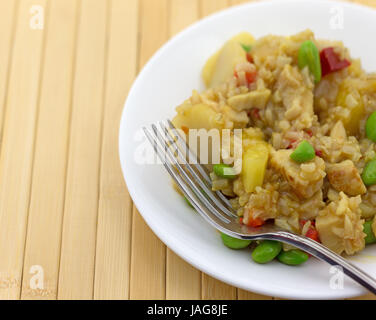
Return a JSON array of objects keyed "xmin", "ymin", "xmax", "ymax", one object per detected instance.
[
  {"xmin": 129, "ymin": 0, "xmax": 169, "ymax": 300},
  {"xmin": 20, "ymin": 0, "xmax": 79, "ymax": 300},
  {"xmin": 202, "ymin": 274, "xmax": 237, "ymax": 300},
  {"xmin": 349, "ymin": 292, "xmax": 375, "ymax": 300},
  {"xmin": 0, "ymin": 0, "xmax": 47, "ymax": 300},
  {"xmin": 166, "ymin": 253, "xmax": 202, "ymax": 300},
  {"xmin": 57, "ymin": 0, "xmax": 108, "ymax": 299},
  {"xmin": 169, "ymin": 0, "xmax": 200, "ymax": 36},
  {"xmin": 238, "ymin": 289, "xmax": 274, "ymax": 300},
  {"xmin": 93, "ymin": 0, "xmax": 138, "ymax": 300},
  {"xmin": 229, "ymin": 0, "xmax": 253, "ymax": 5},
  {"xmin": 200, "ymin": 0, "xmax": 229, "ymax": 16},
  {"xmin": 165, "ymin": 0, "xmax": 202, "ymax": 301},
  {"xmin": 0, "ymin": 0, "xmax": 18, "ymax": 138}
]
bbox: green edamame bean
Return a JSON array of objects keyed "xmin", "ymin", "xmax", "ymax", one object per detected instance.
[
  {"xmin": 277, "ymin": 249, "xmax": 309, "ymax": 266},
  {"xmin": 366, "ymin": 111, "xmax": 376, "ymax": 142},
  {"xmin": 361, "ymin": 159, "xmax": 376, "ymax": 186},
  {"xmin": 220, "ymin": 232, "xmax": 252, "ymax": 249},
  {"xmin": 241, "ymin": 43, "xmax": 252, "ymax": 53},
  {"xmin": 298, "ymin": 40, "xmax": 321, "ymax": 83},
  {"xmin": 364, "ymin": 220, "xmax": 376, "ymax": 245},
  {"xmin": 213, "ymin": 164, "xmax": 237, "ymax": 179},
  {"xmin": 183, "ymin": 195, "xmax": 194, "ymax": 209},
  {"xmin": 290, "ymin": 140, "xmax": 315, "ymax": 163},
  {"xmin": 251, "ymin": 240, "xmax": 282, "ymax": 264}
]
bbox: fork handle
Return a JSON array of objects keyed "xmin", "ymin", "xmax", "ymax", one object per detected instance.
[{"xmin": 263, "ymin": 231, "xmax": 376, "ymax": 295}]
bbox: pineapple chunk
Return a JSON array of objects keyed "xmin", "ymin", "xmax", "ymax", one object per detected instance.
[
  {"xmin": 172, "ymin": 103, "xmax": 224, "ymax": 130},
  {"xmin": 230, "ymin": 32, "xmax": 256, "ymax": 46},
  {"xmin": 241, "ymin": 142, "xmax": 269, "ymax": 193},
  {"xmin": 202, "ymin": 51, "xmax": 220, "ymax": 88},
  {"xmin": 336, "ymin": 80, "xmax": 364, "ymax": 135},
  {"xmin": 202, "ymin": 32, "xmax": 255, "ymax": 88}
]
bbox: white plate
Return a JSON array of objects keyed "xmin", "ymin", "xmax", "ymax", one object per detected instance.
[{"xmin": 119, "ymin": 0, "xmax": 376, "ymax": 299}]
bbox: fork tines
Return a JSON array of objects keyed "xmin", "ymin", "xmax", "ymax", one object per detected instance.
[{"xmin": 143, "ymin": 120, "xmax": 238, "ymax": 227}]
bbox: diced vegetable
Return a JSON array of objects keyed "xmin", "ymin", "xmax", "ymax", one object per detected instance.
[
  {"xmin": 315, "ymin": 149, "xmax": 323, "ymax": 158},
  {"xmin": 241, "ymin": 142, "xmax": 269, "ymax": 193},
  {"xmin": 298, "ymin": 40, "xmax": 321, "ymax": 83},
  {"xmin": 300, "ymin": 219, "xmax": 320, "ymax": 242},
  {"xmin": 361, "ymin": 159, "xmax": 376, "ymax": 186},
  {"xmin": 241, "ymin": 43, "xmax": 252, "ymax": 52},
  {"xmin": 246, "ymin": 52, "xmax": 253, "ymax": 63},
  {"xmin": 305, "ymin": 227, "xmax": 320, "ymax": 242},
  {"xmin": 290, "ymin": 140, "xmax": 315, "ymax": 163},
  {"xmin": 172, "ymin": 103, "xmax": 224, "ymax": 130},
  {"xmin": 320, "ymin": 47, "xmax": 351, "ymax": 77},
  {"xmin": 213, "ymin": 164, "xmax": 237, "ymax": 179},
  {"xmin": 202, "ymin": 51, "xmax": 220, "ymax": 88},
  {"xmin": 277, "ymin": 249, "xmax": 309, "ymax": 266},
  {"xmin": 231, "ymin": 32, "xmax": 255, "ymax": 46},
  {"xmin": 249, "ymin": 108, "xmax": 260, "ymax": 120},
  {"xmin": 366, "ymin": 111, "xmax": 376, "ymax": 142},
  {"xmin": 364, "ymin": 220, "xmax": 376, "ymax": 245},
  {"xmin": 234, "ymin": 69, "xmax": 257, "ymax": 85},
  {"xmin": 202, "ymin": 32, "xmax": 255, "ymax": 88},
  {"xmin": 183, "ymin": 195, "xmax": 194, "ymax": 209},
  {"xmin": 336, "ymin": 80, "xmax": 365, "ymax": 135},
  {"xmin": 220, "ymin": 232, "xmax": 252, "ymax": 249},
  {"xmin": 244, "ymin": 213, "xmax": 265, "ymax": 228},
  {"xmin": 251, "ymin": 241, "xmax": 282, "ymax": 264}
]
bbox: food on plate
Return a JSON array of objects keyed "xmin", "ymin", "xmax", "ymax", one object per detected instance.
[
  {"xmin": 251, "ymin": 240, "xmax": 282, "ymax": 264},
  {"xmin": 172, "ymin": 30, "xmax": 376, "ymax": 264}
]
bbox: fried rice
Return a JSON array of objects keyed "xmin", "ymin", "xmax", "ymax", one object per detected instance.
[{"xmin": 172, "ymin": 30, "xmax": 376, "ymax": 256}]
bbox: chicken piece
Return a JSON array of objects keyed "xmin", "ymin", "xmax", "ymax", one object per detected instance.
[
  {"xmin": 270, "ymin": 149, "xmax": 326, "ymax": 199},
  {"xmin": 227, "ymin": 89, "xmax": 271, "ymax": 111},
  {"xmin": 327, "ymin": 160, "xmax": 366, "ymax": 196},
  {"xmin": 275, "ymin": 65, "xmax": 314, "ymax": 130},
  {"xmin": 316, "ymin": 192, "xmax": 365, "ymax": 255}
]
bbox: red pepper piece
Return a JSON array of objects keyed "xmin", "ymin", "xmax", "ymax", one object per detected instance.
[
  {"xmin": 181, "ymin": 126, "xmax": 189, "ymax": 135},
  {"xmin": 306, "ymin": 228, "xmax": 320, "ymax": 242},
  {"xmin": 249, "ymin": 108, "xmax": 260, "ymax": 120},
  {"xmin": 320, "ymin": 47, "xmax": 351, "ymax": 77},
  {"xmin": 300, "ymin": 219, "xmax": 320, "ymax": 242},
  {"xmin": 286, "ymin": 139, "xmax": 297, "ymax": 149},
  {"xmin": 246, "ymin": 216, "xmax": 265, "ymax": 228},
  {"xmin": 315, "ymin": 149, "xmax": 323, "ymax": 158},
  {"xmin": 245, "ymin": 70, "xmax": 257, "ymax": 84},
  {"xmin": 234, "ymin": 70, "xmax": 257, "ymax": 85},
  {"xmin": 246, "ymin": 52, "xmax": 253, "ymax": 63},
  {"xmin": 299, "ymin": 219, "xmax": 308, "ymax": 228}
]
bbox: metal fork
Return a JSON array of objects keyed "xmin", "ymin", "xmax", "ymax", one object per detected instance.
[{"xmin": 143, "ymin": 120, "xmax": 376, "ymax": 295}]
